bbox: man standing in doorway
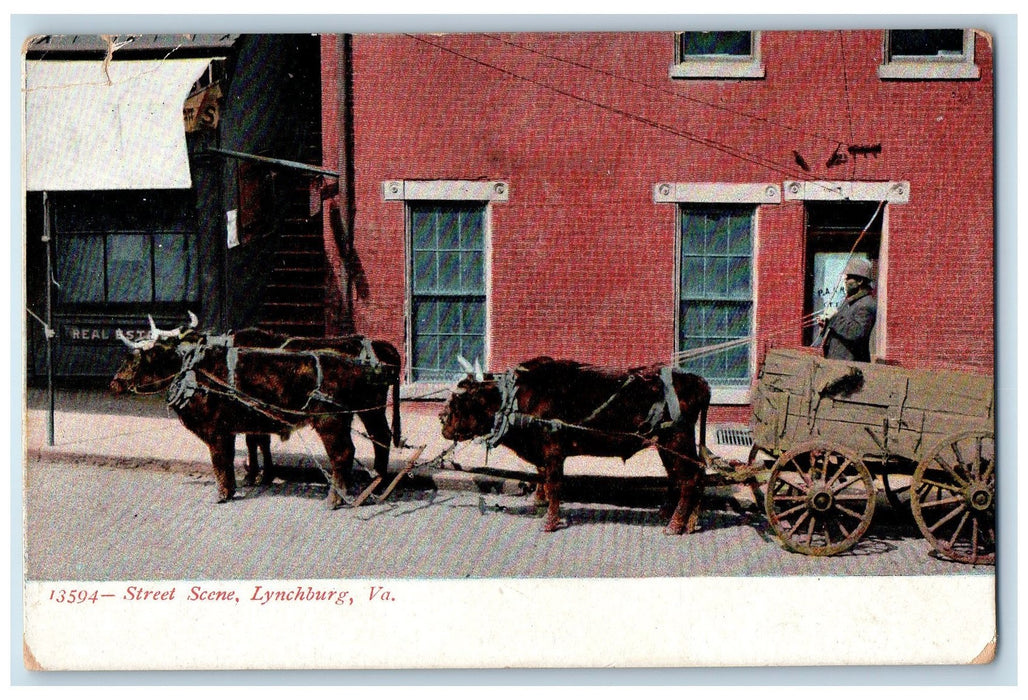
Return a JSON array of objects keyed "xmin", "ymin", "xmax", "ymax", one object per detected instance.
[{"xmin": 818, "ymin": 257, "xmax": 877, "ymax": 362}]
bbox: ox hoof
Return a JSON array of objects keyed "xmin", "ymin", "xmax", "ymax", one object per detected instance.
[
  {"xmin": 216, "ymin": 493, "xmax": 235, "ymax": 504},
  {"xmin": 663, "ymin": 524, "xmax": 685, "ymax": 536},
  {"xmin": 541, "ymin": 518, "xmax": 566, "ymax": 533},
  {"xmin": 325, "ymin": 488, "xmax": 356, "ymax": 510}
]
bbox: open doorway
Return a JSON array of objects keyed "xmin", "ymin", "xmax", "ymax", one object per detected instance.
[{"xmin": 804, "ymin": 201, "xmax": 883, "ymax": 351}]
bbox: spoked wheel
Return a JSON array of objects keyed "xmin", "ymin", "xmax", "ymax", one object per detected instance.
[
  {"xmin": 764, "ymin": 442, "xmax": 876, "ymax": 556},
  {"xmin": 911, "ymin": 431, "xmax": 995, "ymax": 565}
]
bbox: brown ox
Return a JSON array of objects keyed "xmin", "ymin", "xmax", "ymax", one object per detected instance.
[
  {"xmin": 110, "ymin": 317, "xmax": 401, "ymax": 506},
  {"xmin": 440, "ymin": 356, "xmax": 710, "ymax": 534},
  {"xmin": 229, "ymin": 327, "xmax": 402, "ymax": 488}
]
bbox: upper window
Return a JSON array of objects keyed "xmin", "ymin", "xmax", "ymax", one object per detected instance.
[
  {"xmin": 879, "ymin": 29, "xmax": 980, "ymax": 80},
  {"xmin": 670, "ymin": 31, "xmax": 765, "ymax": 80}
]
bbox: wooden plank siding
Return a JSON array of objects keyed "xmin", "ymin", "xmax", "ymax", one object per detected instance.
[{"xmin": 752, "ymin": 349, "xmax": 992, "ymax": 461}]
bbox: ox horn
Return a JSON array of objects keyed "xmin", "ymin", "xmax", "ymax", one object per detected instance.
[
  {"xmin": 187, "ymin": 310, "xmax": 199, "ymax": 328},
  {"xmin": 473, "ymin": 358, "xmax": 484, "ymax": 382},
  {"xmin": 457, "ymin": 355, "xmax": 475, "ymax": 376},
  {"xmin": 149, "ymin": 315, "xmax": 182, "ymax": 341},
  {"xmin": 115, "ymin": 329, "xmax": 138, "ymax": 349}
]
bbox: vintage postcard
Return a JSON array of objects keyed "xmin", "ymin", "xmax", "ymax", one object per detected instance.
[{"xmin": 19, "ymin": 25, "xmax": 1000, "ymax": 672}]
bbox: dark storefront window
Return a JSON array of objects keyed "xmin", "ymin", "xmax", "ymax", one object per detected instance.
[{"xmin": 53, "ymin": 191, "xmax": 199, "ymax": 308}]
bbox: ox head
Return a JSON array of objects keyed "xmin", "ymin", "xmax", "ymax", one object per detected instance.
[
  {"xmin": 439, "ymin": 356, "xmax": 501, "ymax": 442},
  {"xmin": 109, "ymin": 312, "xmax": 199, "ymax": 395}
]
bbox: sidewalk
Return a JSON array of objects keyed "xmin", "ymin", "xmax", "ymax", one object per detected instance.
[{"xmin": 23, "ymin": 387, "xmax": 754, "ymax": 503}]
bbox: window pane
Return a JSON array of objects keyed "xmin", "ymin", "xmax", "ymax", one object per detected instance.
[
  {"xmin": 460, "ymin": 210, "xmax": 484, "ymax": 250},
  {"xmin": 438, "ymin": 335, "xmax": 462, "ymax": 373},
  {"xmin": 57, "ymin": 237, "xmax": 105, "ymax": 303},
  {"xmin": 461, "ymin": 333, "xmax": 485, "ymax": 368},
  {"xmin": 414, "ymin": 298, "xmax": 437, "ymax": 333},
  {"xmin": 438, "ymin": 301, "xmax": 462, "ymax": 334},
  {"xmin": 153, "ymin": 234, "xmax": 189, "ymax": 301},
  {"xmin": 411, "ymin": 209, "xmax": 436, "ymax": 250},
  {"xmin": 462, "ymin": 251, "xmax": 485, "ymax": 292},
  {"xmin": 727, "ymin": 213, "xmax": 751, "ymax": 255},
  {"xmin": 412, "ymin": 250, "xmax": 437, "ymax": 292},
  {"xmin": 438, "ymin": 209, "xmax": 461, "ymax": 250},
  {"xmin": 680, "ymin": 31, "xmax": 751, "ymax": 57},
  {"xmin": 704, "ymin": 257, "xmax": 727, "ymax": 298},
  {"xmin": 413, "ymin": 333, "xmax": 438, "ymax": 380},
  {"xmin": 708, "ymin": 215, "xmax": 730, "ymax": 254},
  {"xmin": 722, "ymin": 301, "xmax": 751, "ymax": 337},
  {"xmin": 726, "ymin": 257, "xmax": 751, "ymax": 298},
  {"xmin": 890, "ymin": 30, "xmax": 964, "ymax": 58},
  {"xmin": 463, "ymin": 300, "xmax": 485, "ymax": 334},
  {"xmin": 680, "ymin": 256, "xmax": 704, "ymax": 298},
  {"xmin": 107, "ymin": 235, "xmax": 151, "ymax": 303},
  {"xmin": 679, "ymin": 211, "xmax": 706, "ymax": 255},
  {"xmin": 437, "ymin": 251, "xmax": 463, "ymax": 292}
]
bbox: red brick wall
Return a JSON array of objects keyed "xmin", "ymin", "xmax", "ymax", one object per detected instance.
[{"xmin": 325, "ymin": 30, "xmax": 994, "ymax": 393}]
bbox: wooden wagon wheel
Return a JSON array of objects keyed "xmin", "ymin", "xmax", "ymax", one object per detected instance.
[
  {"xmin": 764, "ymin": 442, "xmax": 876, "ymax": 556},
  {"xmin": 910, "ymin": 430, "xmax": 995, "ymax": 565}
]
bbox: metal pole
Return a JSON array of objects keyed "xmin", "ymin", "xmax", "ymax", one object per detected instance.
[{"xmin": 43, "ymin": 191, "xmax": 55, "ymax": 446}]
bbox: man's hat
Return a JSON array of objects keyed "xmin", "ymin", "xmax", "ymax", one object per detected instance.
[{"xmin": 843, "ymin": 257, "xmax": 873, "ymax": 280}]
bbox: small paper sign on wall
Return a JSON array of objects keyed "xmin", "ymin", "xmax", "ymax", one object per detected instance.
[{"xmin": 226, "ymin": 209, "xmax": 239, "ymax": 249}]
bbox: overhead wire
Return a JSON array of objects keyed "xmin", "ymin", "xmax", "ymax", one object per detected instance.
[
  {"xmin": 481, "ymin": 32, "xmax": 850, "ymax": 150},
  {"xmin": 407, "ymin": 33, "xmax": 832, "ymax": 189},
  {"xmin": 403, "ymin": 32, "xmax": 902, "ymax": 369}
]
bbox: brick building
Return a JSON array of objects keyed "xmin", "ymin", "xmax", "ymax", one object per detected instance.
[{"xmin": 319, "ymin": 30, "xmax": 993, "ymax": 421}]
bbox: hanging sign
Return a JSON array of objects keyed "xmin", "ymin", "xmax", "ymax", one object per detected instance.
[
  {"xmin": 183, "ymin": 82, "xmax": 222, "ymax": 132},
  {"xmin": 61, "ymin": 323, "xmax": 149, "ymax": 346}
]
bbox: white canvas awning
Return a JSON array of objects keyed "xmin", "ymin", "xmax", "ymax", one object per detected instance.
[{"xmin": 24, "ymin": 59, "xmax": 211, "ymax": 191}]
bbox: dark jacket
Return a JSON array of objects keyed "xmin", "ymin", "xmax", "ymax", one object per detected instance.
[{"xmin": 823, "ymin": 289, "xmax": 877, "ymax": 362}]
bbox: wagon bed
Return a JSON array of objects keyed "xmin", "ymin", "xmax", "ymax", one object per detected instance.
[{"xmin": 741, "ymin": 348, "xmax": 994, "ymax": 564}]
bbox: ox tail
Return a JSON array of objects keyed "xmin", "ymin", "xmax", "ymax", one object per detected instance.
[{"xmin": 391, "ymin": 377, "xmax": 402, "ymax": 447}]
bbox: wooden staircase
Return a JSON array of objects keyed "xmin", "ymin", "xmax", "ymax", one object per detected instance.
[{"xmin": 257, "ymin": 174, "xmax": 327, "ymax": 337}]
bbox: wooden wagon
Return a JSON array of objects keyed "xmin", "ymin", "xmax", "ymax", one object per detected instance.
[{"xmin": 736, "ymin": 348, "xmax": 995, "ymax": 564}]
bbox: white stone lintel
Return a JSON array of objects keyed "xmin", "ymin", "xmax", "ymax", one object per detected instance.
[
  {"xmin": 383, "ymin": 180, "xmax": 509, "ymax": 202},
  {"xmin": 654, "ymin": 182, "xmax": 782, "ymax": 204}
]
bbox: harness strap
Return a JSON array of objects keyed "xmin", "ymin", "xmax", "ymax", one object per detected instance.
[
  {"xmin": 643, "ymin": 367, "xmax": 682, "ymax": 434},
  {"xmin": 359, "ymin": 337, "xmax": 380, "ymax": 367},
  {"xmin": 661, "ymin": 365, "xmax": 682, "ymax": 424},
  {"xmin": 168, "ymin": 341, "xmax": 206, "ymax": 409},
  {"xmin": 301, "ymin": 352, "xmax": 331, "ymax": 411},
  {"xmin": 486, "ymin": 369, "xmax": 519, "ymax": 448},
  {"xmin": 227, "ymin": 347, "xmax": 239, "ymax": 389}
]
